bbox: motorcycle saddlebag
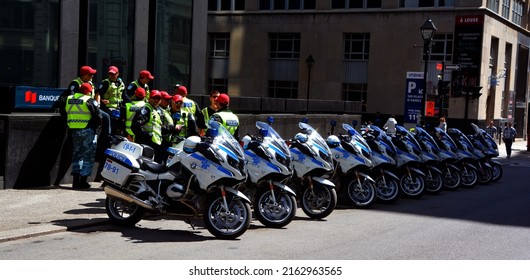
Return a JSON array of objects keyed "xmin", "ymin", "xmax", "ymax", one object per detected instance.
[{"xmin": 101, "ymin": 149, "xmax": 141, "ymax": 187}]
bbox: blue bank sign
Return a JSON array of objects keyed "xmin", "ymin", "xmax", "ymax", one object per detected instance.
[
  {"xmin": 14, "ymin": 86, "xmax": 65, "ymax": 109},
  {"xmin": 403, "ymin": 72, "xmax": 425, "ymax": 124}
]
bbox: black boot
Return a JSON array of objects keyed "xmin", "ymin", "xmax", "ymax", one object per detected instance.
[
  {"xmin": 72, "ymin": 174, "xmax": 80, "ymax": 189},
  {"xmin": 77, "ymin": 176, "xmax": 91, "ymax": 189}
]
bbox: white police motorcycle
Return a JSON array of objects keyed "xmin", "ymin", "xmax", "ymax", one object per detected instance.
[
  {"xmin": 238, "ymin": 120, "xmax": 297, "ymax": 228},
  {"xmin": 99, "ymin": 121, "xmax": 252, "ymax": 239}
]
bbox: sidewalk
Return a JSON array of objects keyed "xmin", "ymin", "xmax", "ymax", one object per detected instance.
[{"xmin": 0, "ymin": 140, "xmax": 528, "ymax": 243}]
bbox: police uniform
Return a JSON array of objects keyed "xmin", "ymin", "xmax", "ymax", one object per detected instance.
[
  {"xmin": 65, "ymin": 83, "xmax": 102, "ymax": 189},
  {"xmin": 131, "ymin": 99, "xmax": 164, "ymax": 162},
  {"xmin": 210, "ymin": 94, "xmax": 239, "ymax": 140}
]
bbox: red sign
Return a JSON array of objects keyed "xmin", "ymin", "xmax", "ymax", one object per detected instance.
[
  {"xmin": 455, "ymin": 15, "xmax": 484, "ymax": 25},
  {"xmin": 425, "ymin": 101, "xmax": 435, "ymax": 117}
]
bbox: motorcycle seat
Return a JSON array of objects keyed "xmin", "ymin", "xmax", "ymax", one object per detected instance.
[{"xmin": 140, "ymin": 160, "xmax": 168, "ymax": 174}]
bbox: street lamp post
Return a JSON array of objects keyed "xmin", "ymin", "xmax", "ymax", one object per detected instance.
[
  {"xmin": 305, "ymin": 54, "xmax": 315, "ymax": 114},
  {"xmin": 420, "ymin": 18, "xmax": 437, "ymax": 125}
]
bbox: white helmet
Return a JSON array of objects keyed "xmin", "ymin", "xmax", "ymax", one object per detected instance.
[
  {"xmin": 326, "ymin": 135, "xmax": 340, "ymax": 148},
  {"xmin": 183, "ymin": 136, "xmax": 201, "ymax": 153},
  {"xmin": 241, "ymin": 135, "xmax": 251, "ymax": 149}
]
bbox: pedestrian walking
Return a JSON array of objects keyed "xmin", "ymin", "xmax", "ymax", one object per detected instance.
[
  {"xmin": 124, "ymin": 70, "xmax": 153, "ymax": 103},
  {"xmin": 383, "ymin": 115, "xmax": 397, "ymax": 135},
  {"xmin": 173, "ymin": 84, "xmax": 207, "ymax": 135},
  {"xmin": 65, "ymin": 83, "xmax": 102, "ymax": 189},
  {"xmin": 502, "ymin": 122, "xmax": 517, "ymax": 158},
  {"xmin": 485, "ymin": 120, "xmax": 497, "ymax": 139},
  {"xmin": 210, "ymin": 93, "xmax": 240, "ymax": 140}
]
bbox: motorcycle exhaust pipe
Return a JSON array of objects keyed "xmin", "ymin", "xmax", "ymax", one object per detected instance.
[{"xmin": 104, "ymin": 186, "xmax": 155, "ymax": 211}]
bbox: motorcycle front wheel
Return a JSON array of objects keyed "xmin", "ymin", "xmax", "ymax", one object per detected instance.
[
  {"xmin": 105, "ymin": 196, "xmax": 145, "ymax": 227},
  {"xmin": 477, "ymin": 166, "xmax": 493, "ymax": 184},
  {"xmin": 344, "ymin": 177, "xmax": 376, "ymax": 208},
  {"xmin": 460, "ymin": 166, "xmax": 478, "ymax": 187},
  {"xmin": 301, "ymin": 183, "xmax": 337, "ymax": 220},
  {"xmin": 490, "ymin": 162, "xmax": 503, "ymax": 183},
  {"xmin": 254, "ymin": 188, "xmax": 297, "ymax": 228},
  {"xmin": 399, "ymin": 173, "xmax": 424, "ymax": 198},
  {"xmin": 442, "ymin": 165, "xmax": 461, "ymax": 190},
  {"xmin": 424, "ymin": 169, "xmax": 443, "ymax": 194},
  {"xmin": 204, "ymin": 193, "xmax": 252, "ymax": 240},
  {"xmin": 374, "ymin": 175, "xmax": 400, "ymax": 203}
]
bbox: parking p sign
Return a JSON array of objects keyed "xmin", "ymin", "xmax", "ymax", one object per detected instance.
[{"xmin": 403, "ymin": 72, "xmax": 425, "ymax": 123}]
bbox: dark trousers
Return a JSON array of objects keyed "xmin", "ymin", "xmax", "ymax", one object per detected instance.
[{"xmin": 504, "ymin": 138, "xmax": 513, "ymax": 157}]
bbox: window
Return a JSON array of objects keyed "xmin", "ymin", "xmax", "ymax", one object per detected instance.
[
  {"xmin": 430, "ymin": 33, "xmax": 453, "ymax": 62},
  {"xmin": 209, "ymin": 33, "xmax": 230, "ymax": 58},
  {"xmin": 208, "ymin": 0, "xmax": 245, "ymax": 11},
  {"xmin": 0, "ymin": 1, "xmax": 59, "ymax": 87},
  {"xmin": 269, "ymin": 33, "xmax": 300, "ymax": 59},
  {"xmin": 259, "ymin": 0, "xmax": 315, "ymax": 10},
  {"xmin": 342, "ymin": 83, "xmax": 367, "ymax": 112},
  {"xmin": 208, "ymin": 78, "xmax": 228, "ymax": 94},
  {"xmin": 511, "ymin": 1, "xmax": 523, "ymax": 26},
  {"xmin": 501, "ymin": 0, "xmax": 510, "ymax": 18},
  {"xmin": 268, "ymin": 80, "xmax": 299, "ymax": 98},
  {"xmin": 344, "ymin": 33, "xmax": 370, "ymax": 60},
  {"xmin": 331, "ymin": 0, "xmax": 382, "ymax": 9},
  {"xmin": 487, "ymin": 0, "xmax": 500, "ymax": 13},
  {"xmin": 399, "ymin": 0, "xmax": 454, "ymax": 7}
]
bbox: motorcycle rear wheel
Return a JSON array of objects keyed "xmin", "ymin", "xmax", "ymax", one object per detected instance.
[
  {"xmin": 301, "ymin": 184, "xmax": 337, "ymax": 220},
  {"xmin": 204, "ymin": 193, "xmax": 252, "ymax": 240},
  {"xmin": 105, "ymin": 196, "xmax": 145, "ymax": 227},
  {"xmin": 254, "ymin": 188, "xmax": 297, "ymax": 228}
]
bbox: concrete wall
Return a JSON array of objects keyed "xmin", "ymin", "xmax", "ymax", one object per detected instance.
[{"xmin": 0, "ymin": 113, "xmax": 360, "ymax": 189}]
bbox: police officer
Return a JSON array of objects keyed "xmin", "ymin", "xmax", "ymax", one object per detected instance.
[
  {"xmin": 210, "ymin": 93, "xmax": 240, "ymax": 140},
  {"xmin": 124, "ymin": 70, "xmax": 154, "ymax": 103},
  {"xmin": 131, "ymin": 90, "xmax": 164, "ymax": 162},
  {"xmin": 202, "ymin": 90, "xmax": 220, "ymax": 125},
  {"xmin": 97, "ymin": 66, "xmax": 125, "ymax": 134},
  {"xmin": 173, "ymin": 85, "xmax": 206, "ymax": 135},
  {"xmin": 65, "ymin": 83, "xmax": 102, "ymax": 189},
  {"xmin": 124, "ymin": 87, "xmax": 147, "ymax": 141},
  {"xmin": 158, "ymin": 90, "xmax": 175, "ymax": 162}
]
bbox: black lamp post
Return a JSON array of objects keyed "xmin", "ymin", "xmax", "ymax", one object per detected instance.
[
  {"xmin": 420, "ymin": 18, "xmax": 437, "ymax": 125},
  {"xmin": 305, "ymin": 54, "xmax": 315, "ymax": 114}
]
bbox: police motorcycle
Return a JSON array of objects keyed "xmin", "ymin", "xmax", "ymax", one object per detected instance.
[
  {"xmin": 326, "ymin": 122, "xmax": 377, "ymax": 208},
  {"xmin": 282, "ymin": 121, "xmax": 337, "ymax": 219},
  {"xmin": 435, "ymin": 127, "xmax": 478, "ymax": 187},
  {"xmin": 237, "ymin": 119, "xmax": 297, "ymax": 228},
  {"xmin": 469, "ymin": 123, "xmax": 502, "ymax": 182},
  {"xmin": 414, "ymin": 126, "xmax": 462, "ymax": 190},
  {"xmin": 390, "ymin": 125, "xmax": 426, "ymax": 198},
  {"xmin": 408, "ymin": 126, "xmax": 445, "ymax": 194},
  {"xmin": 99, "ymin": 121, "xmax": 252, "ymax": 239},
  {"xmin": 447, "ymin": 127, "xmax": 493, "ymax": 185},
  {"xmin": 361, "ymin": 124, "xmax": 401, "ymax": 203}
]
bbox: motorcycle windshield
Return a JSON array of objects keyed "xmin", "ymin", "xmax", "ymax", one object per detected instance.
[
  {"xmin": 209, "ymin": 120, "xmax": 245, "ymax": 160},
  {"xmin": 447, "ymin": 128, "xmax": 474, "ymax": 152},
  {"xmin": 435, "ymin": 127, "xmax": 459, "ymax": 152},
  {"xmin": 256, "ymin": 121, "xmax": 291, "ymax": 159},
  {"xmin": 343, "ymin": 123, "xmax": 372, "ymax": 154},
  {"xmin": 413, "ymin": 125, "xmax": 441, "ymax": 153},
  {"xmin": 396, "ymin": 125, "xmax": 423, "ymax": 155},
  {"xmin": 299, "ymin": 122, "xmax": 332, "ymax": 156}
]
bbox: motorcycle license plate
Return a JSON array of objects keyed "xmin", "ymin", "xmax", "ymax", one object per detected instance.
[{"xmin": 101, "ymin": 158, "xmax": 131, "ymax": 186}]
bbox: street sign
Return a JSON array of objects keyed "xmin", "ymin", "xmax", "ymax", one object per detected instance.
[
  {"xmin": 445, "ymin": 64, "xmax": 460, "ymax": 71},
  {"xmin": 425, "ymin": 101, "xmax": 435, "ymax": 116}
]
